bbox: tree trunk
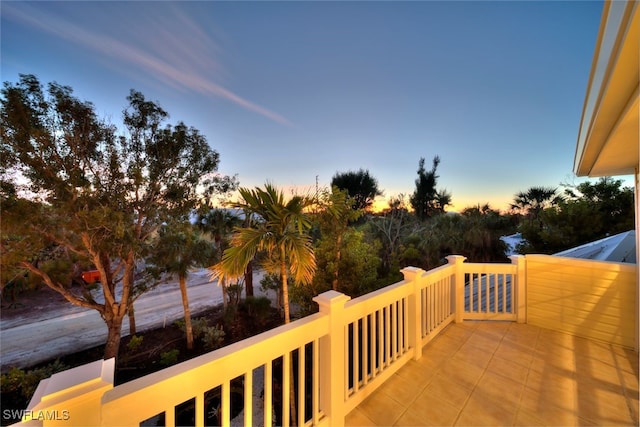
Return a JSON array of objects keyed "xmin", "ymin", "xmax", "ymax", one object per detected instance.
[
  {"xmin": 221, "ymin": 277, "xmax": 228, "ymax": 310},
  {"xmin": 127, "ymin": 268, "xmax": 136, "ymax": 335},
  {"xmin": 127, "ymin": 301, "xmax": 137, "ymax": 335},
  {"xmin": 280, "ymin": 249, "xmax": 297, "ymax": 425},
  {"xmin": 245, "ymin": 262, "xmax": 254, "ymax": 297},
  {"xmin": 179, "ymin": 274, "xmax": 194, "ymax": 350},
  {"xmin": 103, "ymin": 312, "xmax": 126, "ymax": 360},
  {"xmin": 332, "ymin": 233, "xmax": 343, "ymax": 291}
]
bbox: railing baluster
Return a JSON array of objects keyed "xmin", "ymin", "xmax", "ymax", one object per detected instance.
[
  {"xmin": 221, "ymin": 380, "xmax": 230, "ymax": 427},
  {"xmin": 283, "ymin": 353, "xmax": 290, "ymax": 427},
  {"xmin": 244, "ymin": 369, "xmax": 253, "ymax": 427},
  {"xmin": 313, "ymin": 339, "xmax": 320, "ymax": 426},
  {"xmin": 298, "ymin": 346, "xmax": 305, "ymax": 427},
  {"xmin": 195, "ymin": 393, "xmax": 205, "ymax": 427},
  {"xmin": 402, "ymin": 298, "xmax": 407, "ymax": 353},
  {"xmin": 264, "ymin": 362, "xmax": 272, "ymax": 427},
  {"xmin": 353, "ymin": 320, "xmax": 359, "ymax": 392},
  {"xmin": 166, "ymin": 408, "xmax": 175, "ymax": 427},
  {"xmin": 363, "ymin": 314, "xmax": 369, "ymax": 385},
  {"xmin": 376, "ymin": 309, "xmax": 384, "ymax": 375},
  {"xmin": 344, "ymin": 324, "xmax": 349, "ymax": 396}
]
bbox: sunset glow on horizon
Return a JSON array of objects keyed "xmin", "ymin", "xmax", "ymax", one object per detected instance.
[{"xmin": 3, "ymin": 1, "xmax": 631, "ymax": 211}]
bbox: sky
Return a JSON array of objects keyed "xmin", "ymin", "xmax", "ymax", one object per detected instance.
[{"xmin": 1, "ymin": 0, "xmax": 626, "ymax": 212}]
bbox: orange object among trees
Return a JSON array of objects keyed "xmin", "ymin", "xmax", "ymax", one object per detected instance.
[{"xmin": 81, "ymin": 270, "xmax": 100, "ymax": 284}]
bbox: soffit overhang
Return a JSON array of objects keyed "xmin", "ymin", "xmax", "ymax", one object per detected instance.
[{"xmin": 574, "ymin": 1, "xmax": 639, "ymax": 177}]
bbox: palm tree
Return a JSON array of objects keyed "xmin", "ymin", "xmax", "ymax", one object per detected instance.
[
  {"xmin": 511, "ymin": 186, "xmax": 562, "ymax": 227},
  {"xmin": 317, "ymin": 187, "xmax": 362, "ymax": 291},
  {"xmin": 196, "ymin": 209, "xmax": 240, "ymax": 309},
  {"xmin": 151, "ymin": 222, "xmax": 214, "ymax": 349},
  {"xmin": 210, "ymin": 183, "xmax": 316, "ymax": 324}
]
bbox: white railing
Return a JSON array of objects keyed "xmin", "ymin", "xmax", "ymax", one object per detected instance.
[{"xmin": 17, "ymin": 255, "xmax": 527, "ymax": 427}]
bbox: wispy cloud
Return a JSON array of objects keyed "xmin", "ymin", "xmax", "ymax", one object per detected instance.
[{"xmin": 4, "ymin": 3, "xmax": 292, "ymax": 126}]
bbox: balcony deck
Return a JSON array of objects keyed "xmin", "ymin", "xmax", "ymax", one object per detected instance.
[{"xmin": 346, "ymin": 321, "xmax": 639, "ymax": 426}]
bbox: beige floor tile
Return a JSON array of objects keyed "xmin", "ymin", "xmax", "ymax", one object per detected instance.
[
  {"xmin": 503, "ymin": 323, "xmax": 541, "ymax": 349},
  {"xmin": 513, "ymin": 408, "xmax": 545, "ymax": 426},
  {"xmin": 416, "ymin": 346, "xmax": 451, "ymax": 373},
  {"xmin": 379, "ymin": 370, "xmax": 429, "ymax": 406},
  {"xmin": 438, "ymin": 355, "xmax": 485, "ymax": 390},
  {"xmin": 346, "ymin": 407, "xmax": 378, "ymax": 427},
  {"xmin": 575, "ymin": 384, "xmax": 636, "ymax": 425},
  {"xmin": 455, "ymin": 390, "xmax": 516, "ymax": 426},
  {"xmin": 520, "ymin": 383, "xmax": 577, "ymax": 414},
  {"xmin": 612, "ymin": 347, "xmax": 640, "ymax": 376},
  {"xmin": 474, "ymin": 371, "xmax": 524, "ymax": 408},
  {"xmin": 464, "ymin": 331, "xmax": 502, "ymax": 352},
  {"xmin": 529, "ymin": 350, "xmax": 577, "ymax": 375},
  {"xmin": 395, "ymin": 394, "xmax": 460, "ymax": 427},
  {"xmin": 357, "ymin": 387, "xmax": 407, "ymax": 427},
  {"xmin": 495, "ymin": 339, "xmax": 535, "ymax": 368},
  {"xmin": 574, "ymin": 357, "xmax": 625, "ymax": 386},
  {"xmin": 519, "ymin": 388, "xmax": 582, "ymax": 426},
  {"xmin": 419, "ymin": 373, "xmax": 473, "ymax": 408},
  {"xmin": 525, "ymin": 369, "xmax": 578, "ymax": 405},
  {"xmin": 452, "ymin": 344, "xmax": 494, "ymax": 370},
  {"xmin": 486, "ymin": 354, "xmax": 530, "ymax": 384},
  {"xmin": 428, "ymin": 333, "xmax": 464, "ymax": 356},
  {"xmin": 444, "ymin": 323, "xmax": 477, "ymax": 342}
]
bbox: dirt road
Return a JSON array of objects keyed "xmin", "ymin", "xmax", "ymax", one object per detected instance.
[{"xmin": 0, "ymin": 269, "xmax": 271, "ymax": 371}]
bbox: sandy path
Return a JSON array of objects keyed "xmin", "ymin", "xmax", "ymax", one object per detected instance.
[{"xmin": 0, "ymin": 269, "xmax": 273, "ymax": 371}]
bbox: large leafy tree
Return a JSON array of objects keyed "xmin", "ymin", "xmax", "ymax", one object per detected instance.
[
  {"xmin": 0, "ymin": 75, "xmax": 233, "ymax": 359},
  {"xmin": 331, "ymin": 169, "xmax": 382, "ymax": 211},
  {"xmin": 210, "ymin": 183, "xmax": 316, "ymax": 324}
]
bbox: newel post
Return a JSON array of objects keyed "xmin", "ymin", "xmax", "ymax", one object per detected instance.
[
  {"xmin": 446, "ymin": 255, "xmax": 467, "ymax": 323},
  {"xmin": 401, "ymin": 266, "xmax": 425, "ymax": 361},
  {"xmin": 313, "ymin": 290, "xmax": 351, "ymax": 427},
  {"xmin": 22, "ymin": 358, "xmax": 114, "ymax": 426},
  {"xmin": 509, "ymin": 255, "xmax": 527, "ymax": 323}
]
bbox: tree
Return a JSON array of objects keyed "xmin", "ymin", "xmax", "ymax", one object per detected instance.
[
  {"xmin": 150, "ymin": 222, "xmax": 215, "ymax": 349},
  {"xmin": 315, "ymin": 187, "xmax": 362, "ymax": 291},
  {"xmin": 517, "ymin": 177, "xmax": 634, "ymax": 253},
  {"xmin": 410, "ymin": 156, "xmax": 450, "ymax": 219},
  {"xmin": 195, "ymin": 208, "xmax": 240, "ymax": 309},
  {"xmin": 331, "ymin": 169, "xmax": 382, "ymax": 211},
  {"xmin": 510, "ymin": 186, "xmax": 562, "ymax": 227},
  {"xmin": 210, "ymin": 183, "xmax": 316, "ymax": 324},
  {"xmin": 0, "ymin": 75, "xmax": 232, "ymax": 359}
]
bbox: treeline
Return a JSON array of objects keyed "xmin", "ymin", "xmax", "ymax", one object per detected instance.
[{"xmin": 1, "ymin": 75, "xmax": 634, "ymax": 363}]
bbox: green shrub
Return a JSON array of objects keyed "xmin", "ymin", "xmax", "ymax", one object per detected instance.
[
  {"xmin": 0, "ymin": 360, "xmax": 68, "ymax": 400},
  {"xmin": 174, "ymin": 317, "xmax": 208, "ymax": 339},
  {"xmin": 159, "ymin": 349, "xmax": 180, "ymax": 367},
  {"xmin": 127, "ymin": 335, "xmax": 144, "ymax": 352},
  {"xmin": 201, "ymin": 325, "xmax": 225, "ymax": 351},
  {"xmin": 243, "ymin": 296, "xmax": 272, "ymax": 325}
]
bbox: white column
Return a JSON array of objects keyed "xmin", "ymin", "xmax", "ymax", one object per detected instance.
[
  {"xmin": 509, "ymin": 255, "xmax": 527, "ymax": 323},
  {"xmin": 313, "ymin": 290, "xmax": 350, "ymax": 427},
  {"xmin": 401, "ymin": 267, "xmax": 425, "ymax": 361},
  {"xmin": 23, "ymin": 359, "xmax": 114, "ymax": 427},
  {"xmin": 446, "ymin": 255, "xmax": 467, "ymax": 323}
]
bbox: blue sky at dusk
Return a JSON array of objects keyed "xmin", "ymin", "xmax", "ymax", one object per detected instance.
[{"xmin": 2, "ymin": 1, "xmax": 615, "ymax": 211}]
